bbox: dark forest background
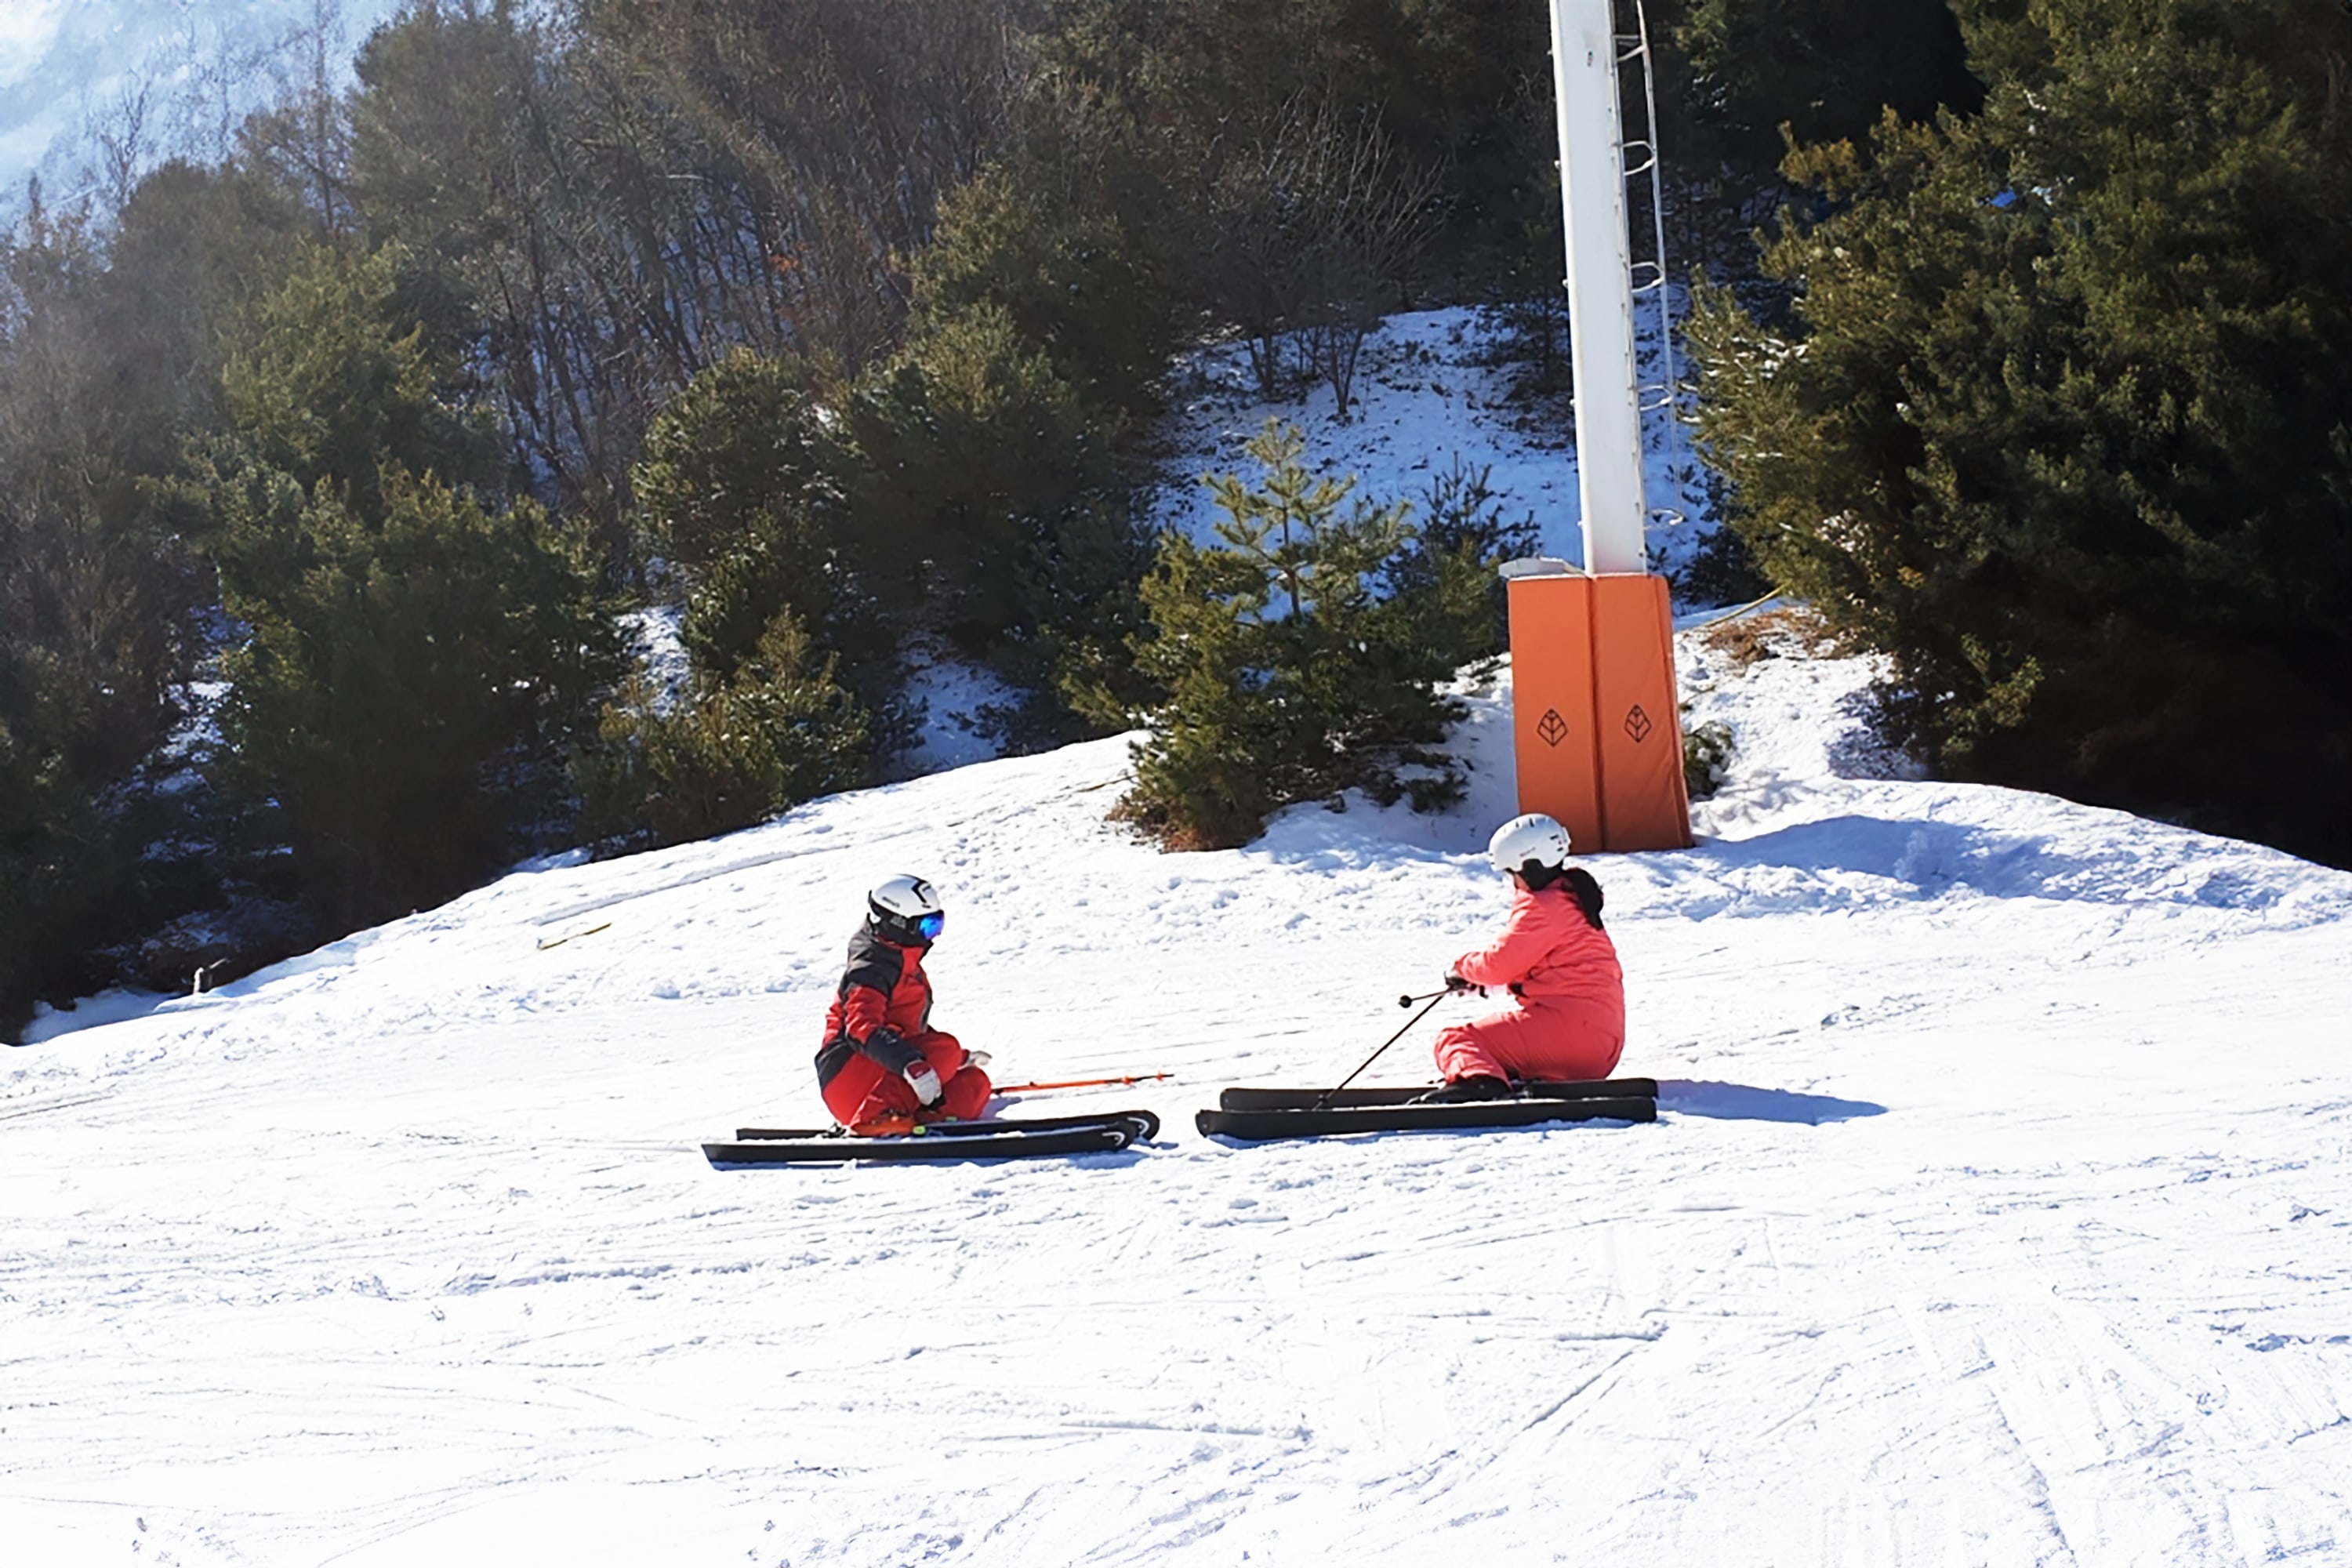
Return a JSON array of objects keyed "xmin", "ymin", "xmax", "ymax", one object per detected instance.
[{"xmin": 2, "ymin": 0, "xmax": 2342, "ymax": 1037}]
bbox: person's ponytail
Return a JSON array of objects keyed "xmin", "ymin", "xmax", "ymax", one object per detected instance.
[{"xmin": 1563, "ymin": 866, "xmax": 1606, "ymax": 930}]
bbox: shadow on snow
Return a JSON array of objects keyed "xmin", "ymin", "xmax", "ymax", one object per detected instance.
[{"xmin": 1657, "ymin": 1080, "xmax": 1887, "ymax": 1124}]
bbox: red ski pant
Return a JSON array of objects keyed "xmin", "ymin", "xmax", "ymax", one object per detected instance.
[
  {"xmin": 1432, "ymin": 998, "xmax": 1621, "ymax": 1084},
  {"xmin": 822, "ymin": 1029, "xmax": 992, "ymax": 1127}
]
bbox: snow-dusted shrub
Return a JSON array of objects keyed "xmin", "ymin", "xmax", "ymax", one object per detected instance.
[{"xmin": 1682, "ymin": 720, "xmax": 1735, "ymax": 801}]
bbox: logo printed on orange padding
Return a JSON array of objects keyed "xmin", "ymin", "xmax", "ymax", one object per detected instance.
[
  {"xmin": 1624, "ymin": 704, "xmax": 1653, "ymax": 742},
  {"xmin": 1537, "ymin": 708, "xmax": 1569, "ymax": 747}
]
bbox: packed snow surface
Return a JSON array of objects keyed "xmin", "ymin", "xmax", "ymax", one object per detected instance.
[{"xmin": 6, "ymin": 626, "xmax": 2349, "ymax": 1566}]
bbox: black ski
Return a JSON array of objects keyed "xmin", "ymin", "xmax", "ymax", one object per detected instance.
[
  {"xmin": 1196, "ymin": 1095, "xmax": 1656, "ymax": 1143},
  {"xmin": 731, "ymin": 1109, "xmax": 1161, "ymax": 1142},
  {"xmin": 1216, "ymin": 1078, "xmax": 1657, "ymax": 1112},
  {"xmin": 706, "ymin": 1126, "xmax": 1127, "ymax": 1164},
  {"xmin": 705, "ymin": 1109, "xmax": 1159, "ymax": 1166}
]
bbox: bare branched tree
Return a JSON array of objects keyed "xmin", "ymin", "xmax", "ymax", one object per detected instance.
[
  {"xmin": 82, "ymin": 78, "xmax": 157, "ymax": 219},
  {"xmin": 593, "ymin": 0, "xmax": 1033, "ymax": 368},
  {"xmin": 1197, "ymin": 93, "xmax": 1443, "ymax": 415},
  {"xmin": 1290, "ymin": 103, "xmax": 1444, "ymax": 419}
]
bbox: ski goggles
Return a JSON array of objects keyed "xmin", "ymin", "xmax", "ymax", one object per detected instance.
[{"xmin": 914, "ymin": 911, "xmax": 946, "ymax": 941}]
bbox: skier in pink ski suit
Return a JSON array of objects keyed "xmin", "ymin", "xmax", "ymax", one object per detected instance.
[{"xmin": 1429, "ymin": 813, "xmax": 1624, "ymax": 1098}]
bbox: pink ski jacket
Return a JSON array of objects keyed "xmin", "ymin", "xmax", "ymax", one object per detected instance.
[{"xmin": 1451, "ymin": 884, "xmax": 1624, "ymax": 1033}]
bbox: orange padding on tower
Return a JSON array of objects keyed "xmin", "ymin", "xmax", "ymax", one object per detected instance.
[{"xmin": 1505, "ymin": 572, "xmax": 1693, "ymax": 853}]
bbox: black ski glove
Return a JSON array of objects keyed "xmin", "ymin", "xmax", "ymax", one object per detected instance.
[
  {"xmin": 857, "ymin": 1027, "xmax": 924, "ymax": 1075},
  {"xmin": 1445, "ymin": 973, "xmax": 1485, "ymax": 996}
]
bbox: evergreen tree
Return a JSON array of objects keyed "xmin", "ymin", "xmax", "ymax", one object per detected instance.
[
  {"xmin": 194, "ymin": 241, "xmax": 620, "ymax": 930},
  {"xmin": 1668, "ymin": 0, "xmax": 1984, "ymax": 162},
  {"xmin": 844, "ymin": 303, "xmax": 1154, "ymax": 749},
  {"xmin": 0, "ymin": 194, "xmax": 216, "ymax": 1035},
  {"xmin": 1108, "ymin": 420, "xmax": 1488, "ymax": 849},
  {"xmin": 579, "ymin": 609, "xmax": 869, "ymax": 849},
  {"xmin": 630, "ymin": 348, "xmax": 877, "ymax": 687},
  {"xmin": 907, "ymin": 162, "xmax": 1178, "ymax": 421},
  {"xmin": 870, "ymin": 305, "xmax": 1135, "ymax": 651},
  {"xmin": 1689, "ymin": 0, "xmax": 2352, "ymax": 863},
  {"xmin": 588, "ymin": 347, "xmax": 880, "ymax": 843}
]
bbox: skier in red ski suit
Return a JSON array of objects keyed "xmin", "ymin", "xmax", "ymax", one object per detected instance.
[
  {"xmin": 1428, "ymin": 813, "xmax": 1624, "ymax": 1098},
  {"xmin": 815, "ymin": 875, "xmax": 993, "ymax": 1129}
]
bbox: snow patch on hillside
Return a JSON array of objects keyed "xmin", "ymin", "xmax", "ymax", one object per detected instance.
[
  {"xmin": 900, "ymin": 646, "xmax": 1024, "ymax": 775},
  {"xmin": 1150, "ymin": 305, "xmax": 1713, "ymax": 579}
]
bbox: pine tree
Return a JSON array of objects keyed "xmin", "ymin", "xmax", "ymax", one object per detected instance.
[
  {"xmin": 195, "ymin": 241, "xmax": 620, "ymax": 929},
  {"xmin": 0, "ymin": 193, "xmax": 220, "ymax": 1034},
  {"xmin": 579, "ymin": 609, "xmax": 869, "ymax": 849},
  {"xmin": 1668, "ymin": 0, "xmax": 1984, "ymax": 161},
  {"xmin": 630, "ymin": 348, "xmax": 873, "ymax": 685},
  {"xmin": 590, "ymin": 348, "xmax": 882, "ymax": 846},
  {"xmin": 907, "ymin": 162, "xmax": 1177, "ymax": 420},
  {"xmin": 1688, "ymin": 0, "xmax": 2351, "ymax": 863},
  {"xmin": 1112, "ymin": 420, "xmax": 1485, "ymax": 849}
]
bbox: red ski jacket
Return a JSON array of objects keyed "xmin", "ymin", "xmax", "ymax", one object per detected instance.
[
  {"xmin": 1452, "ymin": 883, "xmax": 1624, "ymax": 1033},
  {"xmin": 815, "ymin": 923, "xmax": 936, "ymax": 1088}
]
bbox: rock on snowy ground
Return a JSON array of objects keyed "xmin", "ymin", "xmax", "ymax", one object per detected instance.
[{"xmin": 5, "ymin": 625, "xmax": 2348, "ymax": 1566}]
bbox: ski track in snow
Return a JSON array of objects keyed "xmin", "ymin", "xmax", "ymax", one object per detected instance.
[{"xmin": 5, "ymin": 635, "xmax": 2349, "ymax": 1566}]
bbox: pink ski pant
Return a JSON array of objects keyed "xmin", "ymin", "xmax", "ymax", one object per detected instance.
[{"xmin": 1432, "ymin": 1000, "xmax": 1622, "ymax": 1084}]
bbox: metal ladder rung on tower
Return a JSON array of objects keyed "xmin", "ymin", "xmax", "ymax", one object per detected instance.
[{"xmin": 1614, "ymin": 0, "xmax": 1690, "ymax": 524}]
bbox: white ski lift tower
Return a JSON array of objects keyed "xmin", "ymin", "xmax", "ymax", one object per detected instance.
[
  {"xmin": 1504, "ymin": 0, "xmax": 1693, "ymax": 851},
  {"xmin": 1552, "ymin": 0, "xmax": 1656, "ymax": 573}
]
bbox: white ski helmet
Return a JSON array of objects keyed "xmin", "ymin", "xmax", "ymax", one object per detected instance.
[
  {"xmin": 869, "ymin": 874, "xmax": 945, "ymax": 944},
  {"xmin": 1487, "ymin": 813, "xmax": 1572, "ymax": 878}
]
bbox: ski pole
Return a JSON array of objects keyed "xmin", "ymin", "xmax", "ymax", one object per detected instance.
[
  {"xmin": 1397, "ymin": 987, "xmax": 1454, "ymax": 1006},
  {"xmin": 1315, "ymin": 992, "xmax": 1450, "ymax": 1110},
  {"xmin": 993, "ymin": 1073, "xmax": 1173, "ymax": 1094}
]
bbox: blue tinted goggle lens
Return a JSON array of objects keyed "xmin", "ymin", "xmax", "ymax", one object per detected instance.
[{"xmin": 916, "ymin": 911, "xmax": 946, "ymax": 939}]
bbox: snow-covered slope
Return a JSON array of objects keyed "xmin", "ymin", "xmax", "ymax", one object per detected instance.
[{"xmin": 6, "ymin": 630, "xmax": 2348, "ymax": 1566}]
